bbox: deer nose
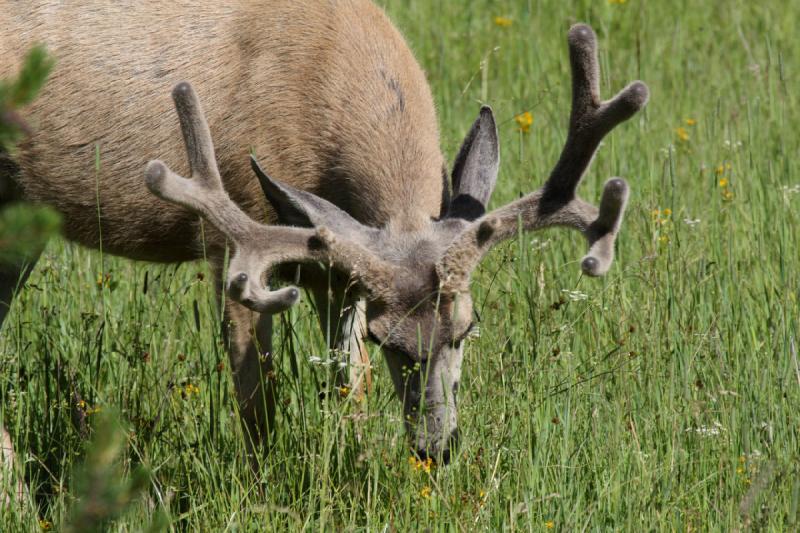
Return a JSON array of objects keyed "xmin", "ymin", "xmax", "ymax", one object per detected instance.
[{"xmin": 415, "ymin": 428, "xmax": 460, "ymax": 466}]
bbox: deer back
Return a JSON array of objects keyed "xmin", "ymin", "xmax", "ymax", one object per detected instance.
[{"xmin": 0, "ymin": 0, "xmax": 444, "ymax": 261}]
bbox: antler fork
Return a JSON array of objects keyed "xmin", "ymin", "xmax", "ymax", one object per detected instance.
[
  {"xmin": 437, "ymin": 24, "xmax": 649, "ymax": 291},
  {"xmin": 145, "ymin": 83, "xmax": 394, "ymax": 313},
  {"xmin": 145, "ymin": 83, "xmax": 305, "ymax": 313}
]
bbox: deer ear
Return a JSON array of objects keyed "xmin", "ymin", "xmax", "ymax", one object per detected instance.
[
  {"xmin": 251, "ymin": 156, "xmax": 379, "ymax": 241},
  {"xmin": 448, "ymin": 106, "xmax": 500, "ymax": 221}
]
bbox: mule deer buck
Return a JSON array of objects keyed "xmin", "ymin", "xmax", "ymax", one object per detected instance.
[{"xmin": 1, "ymin": 1, "xmax": 648, "ymax": 500}]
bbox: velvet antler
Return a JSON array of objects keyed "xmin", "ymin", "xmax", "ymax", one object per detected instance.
[
  {"xmin": 437, "ymin": 24, "xmax": 648, "ymax": 291},
  {"xmin": 145, "ymin": 83, "xmax": 394, "ymax": 312}
]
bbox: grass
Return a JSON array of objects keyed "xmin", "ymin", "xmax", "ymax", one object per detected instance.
[{"xmin": 2, "ymin": 0, "xmax": 799, "ymax": 530}]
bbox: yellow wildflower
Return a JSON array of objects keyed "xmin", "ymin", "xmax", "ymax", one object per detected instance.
[
  {"xmin": 493, "ymin": 16, "xmax": 513, "ymax": 27},
  {"xmin": 421, "ymin": 457, "xmax": 433, "ymax": 473},
  {"xmin": 76, "ymin": 399, "xmax": 101, "ymax": 415},
  {"xmin": 39, "ymin": 519, "xmax": 53, "ymax": 531},
  {"xmin": 684, "ymin": 118, "xmax": 697, "ymax": 126},
  {"xmin": 722, "ymin": 189, "xmax": 734, "ymax": 201},
  {"xmin": 736, "ymin": 466, "xmax": 745, "ymax": 474},
  {"xmin": 176, "ymin": 382, "xmax": 200, "ymax": 399},
  {"xmin": 409, "ymin": 455, "xmax": 434, "ymax": 473},
  {"xmin": 675, "ymin": 127, "xmax": 690, "ymax": 142},
  {"xmin": 718, "ymin": 178, "xmax": 729, "ymax": 187},
  {"xmin": 663, "ymin": 208, "xmax": 672, "ymax": 217},
  {"xmin": 420, "ymin": 486, "xmax": 432, "ymax": 498},
  {"xmin": 515, "ymin": 111, "xmax": 533, "ymax": 133},
  {"xmin": 96, "ymin": 272, "xmax": 111, "ymax": 289},
  {"xmin": 658, "ymin": 234, "xmax": 670, "ymax": 244},
  {"xmin": 545, "ymin": 521, "xmax": 555, "ymax": 529},
  {"xmin": 338, "ymin": 386, "xmax": 350, "ymax": 398},
  {"xmin": 715, "ymin": 165, "xmax": 725, "ymax": 175}
]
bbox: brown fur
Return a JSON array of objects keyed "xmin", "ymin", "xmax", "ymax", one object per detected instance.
[
  {"xmin": 1, "ymin": 11, "xmax": 648, "ymax": 467},
  {"xmin": 0, "ymin": 0, "xmax": 444, "ymax": 259},
  {"xmin": 0, "ymin": 0, "xmax": 446, "ymax": 463}
]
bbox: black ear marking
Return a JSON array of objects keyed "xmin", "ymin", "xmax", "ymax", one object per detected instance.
[{"xmin": 448, "ymin": 194, "xmax": 486, "ymax": 221}]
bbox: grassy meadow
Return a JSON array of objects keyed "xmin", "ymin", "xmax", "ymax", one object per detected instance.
[{"xmin": 2, "ymin": 0, "xmax": 799, "ymax": 530}]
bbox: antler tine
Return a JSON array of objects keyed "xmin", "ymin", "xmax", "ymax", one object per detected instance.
[
  {"xmin": 145, "ymin": 83, "xmax": 397, "ymax": 312},
  {"xmin": 145, "ymin": 82, "xmax": 254, "ymax": 243},
  {"xmin": 543, "ymin": 24, "xmax": 648, "ymax": 202},
  {"xmin": 172, "ymin": 82, "xmax": 222, "ymax": 188},
  {"xmin": 437, "ymin": 24, "xmax": 647, "ymax": 289},
  {"xmin": 579, "ymin": 177, "xmax": 629, "ymax": 276},
  {"xmin": 145, "ymin": 82, "xmax": 305, "ymax": 314}
]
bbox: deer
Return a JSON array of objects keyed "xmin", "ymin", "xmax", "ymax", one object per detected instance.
[{"xmin": 0, "ymin": 1, "xmax": 648, "ymax": 504}]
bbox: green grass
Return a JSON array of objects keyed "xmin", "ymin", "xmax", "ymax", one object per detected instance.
[{"xmin": 2, "ymin": 0, "xmax": 799, "ymax": 530}]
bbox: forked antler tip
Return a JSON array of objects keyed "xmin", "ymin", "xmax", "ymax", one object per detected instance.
[
  {"xmin": 600, "ymin": 178, "xmax": 630, "ymax": 222},
  {"xmin": 172, "ymin": 81, "xmax": 194, "ymax": 99},
  {"xmin": 144, "ymin": 160, "xmax": 168, "ymax": 193},
  {"xmin": 171, "ymin": 81, "xmax": 205, "ymax": 119},
  {"xmin": 568, "ymin": 23, "xmax": 596, "ymax": 48},
  {"xmin": 604, "ymin": 177, "xmax": 629, "ymax": 199},
  {"xmin": 250, "ymin": 285, "xmax": 302, "ymax": 314},
  {"xmin": 270, "ymin": 285, "xmax": 302, "ymax": 310},
  {"xmin": 581, "ymin": 256, "xmax": 601, "ymax": 276},
  {"xmin": 579, "ymin": 177, "xmax": 630, "ymax": 277},
  {"xmin": 226, "ymin": 271, "xmax": 301, "ymax": 313},
  {"xmin": 619, "ymin": 81, "xmax": 650, "ymax": 111}
]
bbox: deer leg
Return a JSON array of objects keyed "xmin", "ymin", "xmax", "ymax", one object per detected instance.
[
  {"xmin": 311, "ymin": 288, "xmax": 371, "ymax": 399},
  {"xmin": 223, "ymin": 297, "xmax": 277, "ymax": 456},
  {"xmin": 339, "ymin": 298, "xmax": 371, "ymax": 398},
  {"xmin": 210, "ymin": 254, "xmax": 278, "ymax": 464},
  {"xmin": 1, "ymin": 425, "xmax": 28, "ymax": 507},
  {"xmin": 0, "ymin": 255, "xmax": 39, "ymax": 508}
]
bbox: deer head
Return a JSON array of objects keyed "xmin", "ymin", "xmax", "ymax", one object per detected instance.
[{"xmin": 145, "ymin": 24, "xmax": 648, "ymax": 464}]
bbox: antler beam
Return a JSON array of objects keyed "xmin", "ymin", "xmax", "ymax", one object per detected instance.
[
  {"xmin": 437, "ymin": 24, "xmax": 648, "ymax": 291},
  {"xmin": 144, "ymin": 83, "xmax": 307, "ymax": 313},
  {"xmin": 145, "ymin": 82, "xmax": 394, "ymax": 313}
]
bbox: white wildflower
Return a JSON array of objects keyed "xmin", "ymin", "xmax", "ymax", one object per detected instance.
[
  {"xmin": 781, "ymin": 184, "xmax": 800, "ymax": 197},
  {"xmin": 723, "ymin": 139, "xmax": 743, "ymax": 151},
  {"xmin": 530, "ymin": 238, "xmax": 551, "ymax": 250},
  {"xmin": 686, "ymin": 420, "xmax": 725, "ymax": 437},
  {"xmin": 683, "ymin": 217, "xmax": 701, "ymax": 227},
  {"xmin": 561, "ymin": 289, "xmax": 588, "ymax": 301},
  {"xmin": 308, "ymin": 355, "xmax": 336, "ymax": 366}
]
